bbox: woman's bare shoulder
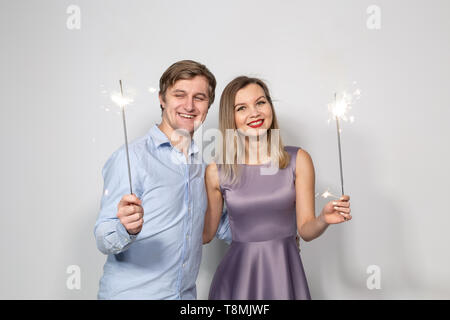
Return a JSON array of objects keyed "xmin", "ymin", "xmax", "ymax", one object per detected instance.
[{"xmin": 295, "ymin": 148, "xmax": 314, "ymax": 175}]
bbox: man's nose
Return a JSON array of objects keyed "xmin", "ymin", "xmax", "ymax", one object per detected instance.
[{"xmin": 184, "ymin": 96, "xmax": 195, "ymax": 112}]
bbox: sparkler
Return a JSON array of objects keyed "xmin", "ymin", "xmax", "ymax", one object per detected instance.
[
  {"xmin": 327, "ymin": 88, "xmax": 360, "ymax": 197},
  {"xmin": 334, "ymin": 92, "xmax": 345, "ymax": 196},
  {"xmin": 111, "ymin": 80, "xmax": 133, "ymax": 195}
]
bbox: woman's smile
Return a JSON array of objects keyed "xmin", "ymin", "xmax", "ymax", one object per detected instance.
[{"xmin": 247, "ymin": 119, "xmax": 265, "ymax": 128}]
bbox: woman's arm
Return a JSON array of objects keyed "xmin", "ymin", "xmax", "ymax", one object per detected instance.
[
  {"xmin": 202, "ymin": 163, "xmax": 224, "ymax": 244},
  {"xmin": 295, "ymin": 149, "xmax": 352, "ymax": 242}
]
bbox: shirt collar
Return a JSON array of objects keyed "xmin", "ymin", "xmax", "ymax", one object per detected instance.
[
  {"xmin": 148, "ymin": 124, "xmax": 200, "ymax": 156},
  {"xmin": 148, "ymin": 124, "xmax": 171, "ymax": 148}
]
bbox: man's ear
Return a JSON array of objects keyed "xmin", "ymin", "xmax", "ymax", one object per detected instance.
[{"xmin": 159, "ymin": 93, "xmax": 165, "ymax": 110}]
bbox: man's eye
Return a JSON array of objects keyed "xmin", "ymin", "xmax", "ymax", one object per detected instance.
[
  {"xmin": 175, "ymin": 94, "xmax": 185, "ymax": 98},
  {"xmin": 194, "ymin": 96, "xmax": 207, "ymax": 101}
]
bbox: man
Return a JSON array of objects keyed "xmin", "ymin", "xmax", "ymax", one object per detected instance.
[{"xmin": 94, "ymin": 60, "xmax": 230, "ymax": 299}]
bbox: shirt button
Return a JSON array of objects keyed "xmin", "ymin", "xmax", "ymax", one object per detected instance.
[{"xmin": 182, "ymin": 263, "xmax": 186, "ymax": 268}]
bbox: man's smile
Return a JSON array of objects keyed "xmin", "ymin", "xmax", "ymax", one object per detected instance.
[{"xmin": 177, "ymin": 112, "xmax": 196, "ymax": 119}]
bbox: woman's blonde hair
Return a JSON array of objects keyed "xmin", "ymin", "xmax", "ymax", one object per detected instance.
[{"xmin": 218, "ymin": 76, "xmax": 290, "ymax": 184}]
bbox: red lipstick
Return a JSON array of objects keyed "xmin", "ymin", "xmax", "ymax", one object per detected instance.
[{"xmin": 247, "ymin": 119, "xmax": 264, "ymax": 128}]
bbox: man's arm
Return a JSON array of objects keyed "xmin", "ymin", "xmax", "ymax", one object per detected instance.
[
  {"xmin": 215, "ymin": 205, "xmax": 232, "ymax": 245},
  {"xmin": 94, "ymin": 148, "xmax": 142, "ymax": 255}
]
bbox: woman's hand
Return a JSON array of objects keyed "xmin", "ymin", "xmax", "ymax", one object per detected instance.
[{"xmin": 319, "ymin": 195, "xmax": 352, "ymax": 225}]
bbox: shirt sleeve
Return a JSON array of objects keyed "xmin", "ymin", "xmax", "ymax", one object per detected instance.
[
  {"xmin": 215, "ymin": 204, "xmax": 232, "ymax": 245},
  {"xmin": 94, "ymin": 147, "xmax": 139, "ymax": 255}
]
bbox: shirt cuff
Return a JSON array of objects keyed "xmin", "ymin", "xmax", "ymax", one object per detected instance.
[{"xmin": 116, "ymin": 220, "xmax": 137, "ymax": 245}]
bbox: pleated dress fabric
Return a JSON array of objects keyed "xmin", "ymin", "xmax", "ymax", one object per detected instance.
[{"xmin": 208, "ymin": 146, "xmax": 311, "ymax": 300}]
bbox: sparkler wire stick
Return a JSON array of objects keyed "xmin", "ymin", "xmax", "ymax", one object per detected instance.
[
  {"xmin": 119, "ymin": 80, "xmax": 133, "ymax": 195},
  {"xmin": 334, "ymin": 92, "xmax": 345, "ymax": 196}
]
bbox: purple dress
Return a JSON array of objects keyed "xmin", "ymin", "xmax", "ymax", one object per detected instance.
[{"xmin": 208, "ymin": 146, "xmax": 311, "ymax": 300}]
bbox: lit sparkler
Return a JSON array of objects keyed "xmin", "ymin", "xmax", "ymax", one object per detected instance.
[
  {"xmin": 334, "ymin": 92, "xmax": 345, "ymax": 196},
  {"xmin": 327, "ymin": 89, "xmax": 359, "ymax": 196},
  {"xmin": 111, "ymin": 80, "xmax": 134, "ymax": 195}
]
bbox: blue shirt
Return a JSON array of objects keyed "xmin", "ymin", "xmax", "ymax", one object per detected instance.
[{"xmin": 94, "ymin": 124, "xmax": 231, "ymax": 299}]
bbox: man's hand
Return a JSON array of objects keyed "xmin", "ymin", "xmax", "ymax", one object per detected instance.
[{"xmin": 117, "ymin": 194, "xmax": 144, "ymax": 235}]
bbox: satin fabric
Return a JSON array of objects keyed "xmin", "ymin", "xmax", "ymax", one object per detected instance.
[{"xmin": 208, "ymin": 146, "xmax": 311, "ymax": 300}]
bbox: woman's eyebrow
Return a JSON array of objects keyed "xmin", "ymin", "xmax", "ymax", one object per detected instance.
[{"xmin": 234, "ymin": 95, "xmax": 266, "ymax": 108}]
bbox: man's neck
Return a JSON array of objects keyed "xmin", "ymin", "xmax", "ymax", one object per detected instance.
[{"xmin": 158, "ymin": 122, "xmax": 192, "ymax": 157}]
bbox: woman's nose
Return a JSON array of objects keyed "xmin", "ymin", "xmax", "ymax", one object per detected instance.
[{"xmin": 249, "ymin": 105, "xmax": 260, "ymax": 117}]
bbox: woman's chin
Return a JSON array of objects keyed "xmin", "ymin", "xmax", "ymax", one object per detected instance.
[{"xmin": 237, "ymin": 127, "xmax": 269, "ymax": 137}]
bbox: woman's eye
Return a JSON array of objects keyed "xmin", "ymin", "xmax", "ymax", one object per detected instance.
[
  {"xmin": 236, "ymin": 106, "xmax": 245, "ymax": 111},
  {"xmin": 257, "ymin": 100, "xmax": 266, "ymax": 105}
]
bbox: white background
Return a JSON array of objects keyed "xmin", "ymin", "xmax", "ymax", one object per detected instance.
[{"xmin": 1, "ymin": 0, "xmax": 449, "ymax": 299}]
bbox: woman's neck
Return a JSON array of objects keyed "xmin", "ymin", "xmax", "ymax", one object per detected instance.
[{"xmin": 244, "ymin": 136, "xmax": 271, "ymax": 165}]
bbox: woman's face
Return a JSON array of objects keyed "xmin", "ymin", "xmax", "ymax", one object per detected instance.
[{"xmin": 233, "ymin": 83, "xmax": 273, "ymax": 136}]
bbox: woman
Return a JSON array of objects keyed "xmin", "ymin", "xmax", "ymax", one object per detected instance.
[{"xmin": 203, "ymin": 76, "xmax": 352, "ymax": 300}]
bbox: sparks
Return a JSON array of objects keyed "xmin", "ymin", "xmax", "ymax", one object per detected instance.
[
  {"xmin": 321, "ymin": 189, "xmax": 340, "ymax": 199},
  {"xmin": 111, "ymin": 92, "xmax": 133, "ymax": 108},
  {"xmin": 328, "ymin": 91, "xmax": 351, "ymax": 121},
  {"xmin": 327, "ymin": 89, "xmax": 360, "ymax": 124}
]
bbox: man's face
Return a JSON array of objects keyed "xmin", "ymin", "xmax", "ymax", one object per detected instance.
[{"xmin": 159, "ymin": 75, "xmax": 210, "ymax": 136}]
